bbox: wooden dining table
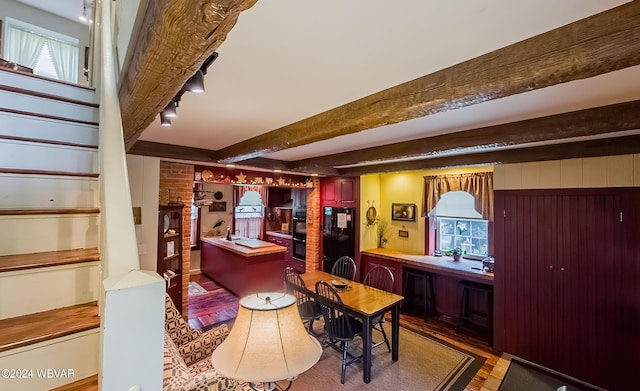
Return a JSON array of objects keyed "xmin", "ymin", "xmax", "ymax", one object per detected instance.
[{"xmin": 300, "ymin": 270, "xmax": 404, "ymax": 383}]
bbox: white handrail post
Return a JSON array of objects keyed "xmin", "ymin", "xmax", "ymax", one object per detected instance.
[{"xmin": 95, "ymin": 0, "xmax": 165, "ymax": 389}]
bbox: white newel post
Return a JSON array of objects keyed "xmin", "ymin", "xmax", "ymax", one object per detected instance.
[{"xmin": 101, "ymin": 271, "xmax": 165, "ymax": 390}]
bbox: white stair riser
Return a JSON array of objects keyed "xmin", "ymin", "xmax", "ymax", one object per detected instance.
[
  {"xmin": 0, "ymin": 70, "xmax": 96, "ymax": 104},
  {"xmin": 0, "ymin": 175, "xmax": 98, "ymax": 209},
  {"xmin": 0, "ymin": 90, "xmax": 97, "ymax": 123},
  {"xmin": 0, "ymin": 215, "xmax": 99, "ymax": 256},
  {"xmin": 0, "ymin": 263, "xmax": 100, "ymax": 319},
  {"xmin": 0, "ymin": 111, "xmax": 98, "ymax": 146},
  {"xmin": 0, "ymin": 329, "xmax": 99, "ymax": 391},
  {"xmin": 0, "ymin": 140, "xmax": 98, "ymax": 173}
]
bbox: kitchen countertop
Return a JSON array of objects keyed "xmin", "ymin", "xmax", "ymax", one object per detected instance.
[
  {"xmin": 265, "ymin": 231, "xmax": 293, "ymax": 239},
  {"xmin": 362, "ymin": 248, "xmax": 494, "ymax": 284},
  {"xmin": 201, "ymin": 236, "xmax": 285, "ymax": 257}
]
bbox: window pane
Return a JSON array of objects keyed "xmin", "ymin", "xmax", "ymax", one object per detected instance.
[
  {"xmin": 439, "ymin": 219, "xmax": 455, "ymax": 235},
  {"xmin": 439, "ymin": 235, "xmax": 454, "ymax": 251},
  {"xmin": 456, "ymin": 220, "xmax": 470, "ymax": 236},
  {"xmin": 470, "ymin": 220, "xmax": 488, "ymax": 238}
]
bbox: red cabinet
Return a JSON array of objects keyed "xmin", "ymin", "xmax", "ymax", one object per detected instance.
[
  {"xmin": 321, "ymin": 177, "xmax": 358, "ymax": 206},
  {"xmin": 494, "ymin": 188, "xmax": 640, "ymax": 390},
  {"xmin": 360, "ymin": 254, "xmax": 402, "ymax": 294},
  {"xmin": 265, "ymin": 233, "xmax": 305, "ymax": 274}
]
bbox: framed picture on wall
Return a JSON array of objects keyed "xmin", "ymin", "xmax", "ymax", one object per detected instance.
[
  {"xmin": 392, "ymin": 203, "xmax": 416, "ymax": 221},
  {"xmin": 209, "ymin": 201, "xmax": 227, "ymax": 212}
]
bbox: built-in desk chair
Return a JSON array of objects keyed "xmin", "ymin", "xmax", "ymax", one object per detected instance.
[
  {"xmin": 330, "ymin": 256, "xmax": 357, "ymax": 281},
  {"xmin": 284, "ymin": 266, "xmax": 322, "ymax": 335},
  {"xmin": 316, "ymin": 280, "xmax": 363, "ymax": 384},
  {"xmin": 363, "ymin": 265, "xmax": 395, "ymax": 352}
]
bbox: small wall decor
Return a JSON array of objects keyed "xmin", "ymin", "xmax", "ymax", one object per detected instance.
[
  {"xmin": 392, "ymin": 203, "xmax": 416, "ymax": 221},
  {"xmin": 209, "ymin": 201, "xmax": 227, "ymax": 212}
]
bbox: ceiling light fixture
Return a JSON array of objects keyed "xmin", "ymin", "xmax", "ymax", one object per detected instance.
[
  {"xmin": 160, "ymin": 111, "xmax": 172, "ymax": 127},
  {"xmin": 185, "ymin": 69, "xmax": 205, "ymax": 93},
  {"xmin": 163, "ymin": 100, "xmax": 177, "ymax": 118},
  {"xmin": 78, "ymin": 1, "xmax": 92, "ymax": 24}
]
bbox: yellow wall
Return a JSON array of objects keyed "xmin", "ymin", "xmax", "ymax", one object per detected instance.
[
  {"xmin": 362, "ymin": 166, "xmax": 493, "ymax": 255},
  {"xmin": 359, "ymin": 174, "xmax": 381, "ymax": 251}
]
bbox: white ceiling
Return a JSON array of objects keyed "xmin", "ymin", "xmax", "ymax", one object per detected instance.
[
  {"xmin": 15, "ymin": 0, "xmax": 92, "ymax": 24},
  {"xmin": 24, "ymin": 0, "xmax": 639, "ymax": 167}
]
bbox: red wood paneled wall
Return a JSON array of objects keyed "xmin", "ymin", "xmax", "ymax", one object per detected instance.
[{"xmin": 494, "ymin": 188, "xmax": 640, "ymax": 390}]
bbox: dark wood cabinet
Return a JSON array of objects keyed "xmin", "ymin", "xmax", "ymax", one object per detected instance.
[
  {"xmin": 494, "ymin": 188, "xmax": 640, "ymax": 390},
  {"xmin": 267, "ymin": 187, "xmax": 292, "ymax": 207},
  {"xmin": 291, "ymin": 188, "xmax": 308, "ymax": 209},
  {"xmin": 321, "ymin": 177, "xmax": 358, "ymax": 206},
  {"xmin": 158, "ymin": 205, "xmax": 183, "ymax": 312}
]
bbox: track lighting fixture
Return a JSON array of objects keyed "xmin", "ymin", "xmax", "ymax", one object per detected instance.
[
  {"xmin": 163, "ymin": 100, "xmax": 177, "ymax": 118},
  {"xmin": 185, "ymin": 69, "xmax": 205, "ymax": 93},
  {"xmin": 160, "ymin": 111, "xmax": 172, "ymax": 127},
  {"xmin": 157, "ymin": 52, "xmax": 219, "ymax": 126}
]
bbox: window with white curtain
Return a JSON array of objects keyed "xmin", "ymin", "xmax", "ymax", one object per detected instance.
[{"xmin": 3, "ymin": 17, "xmax": 79, "ymax": 83}]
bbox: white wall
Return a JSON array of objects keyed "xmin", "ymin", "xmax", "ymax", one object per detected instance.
[
  {"xmin": 0, "ymin": 0, "xmax": 91, "ymax": 86},
  {"xmin": 126, "ymin": 154, "xmax": 160, "ymax": 272},
  {"xmin": 494, "ymin": 154, "xmax": 640, "ymax": 189}
]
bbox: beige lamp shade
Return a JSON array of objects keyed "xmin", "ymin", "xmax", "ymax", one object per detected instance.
[{"xmin": 210, "ymin": 292, "xmax": 322, "ymax": 383}]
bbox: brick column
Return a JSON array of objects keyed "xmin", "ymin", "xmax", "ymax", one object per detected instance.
[
  {"xmin": 159, "ymin": 161, "xmax": 194, "ymax": 315},
  {"xmin": 305, "ymin": 177, "xmax": 321, "ymax": 272}
]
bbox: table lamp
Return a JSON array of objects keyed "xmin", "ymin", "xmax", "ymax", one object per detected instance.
[{"xmin": 211, "ymin": 292, "xmax": 322, "ymax": 391}]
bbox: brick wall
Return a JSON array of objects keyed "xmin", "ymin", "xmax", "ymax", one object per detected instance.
[
  {"xmin": 305, "ymin": 177, "xmax": 321, "ymax": 272},
  {"xmin": 159, "ymin": 161, "xmax": 194, "ymax": 315}
]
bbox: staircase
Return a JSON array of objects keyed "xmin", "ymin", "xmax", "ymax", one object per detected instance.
[{"xmin": 0, "ymin": 66, "xmax": 102, "ymax": 390}]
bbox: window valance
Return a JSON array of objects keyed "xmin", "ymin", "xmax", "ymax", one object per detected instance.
[{"xmin": 422, "ymin": 172, "xmax": 493, "ymax": 221}]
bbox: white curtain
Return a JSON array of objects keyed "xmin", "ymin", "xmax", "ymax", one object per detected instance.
[
  {"xmin": 5, "ymin": 27, "xmax": 45, "ymax": 69},
  {"xmin": 234, "ymin": 186, "xmax": 266, "ymax": 240},
  {"xmin": 47, "ymin": 39, "xmax": 78, "ymax": 83}
]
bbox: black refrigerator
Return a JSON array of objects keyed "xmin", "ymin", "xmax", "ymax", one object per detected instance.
[{"xmin": 322, "ymin": 206, "xmax": 356, "ymax": 273}]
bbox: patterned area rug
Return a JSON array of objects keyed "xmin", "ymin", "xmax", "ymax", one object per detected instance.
[
  {"xmin": 188, "ymin": 281, "xmax": 208, "ymax": 296},
  {"xmin": 290, "ymin": 324, "xmax": 485, "ymax": 391}
]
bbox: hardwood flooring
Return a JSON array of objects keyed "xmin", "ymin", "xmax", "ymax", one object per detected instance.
[{"xmin": 188, "ymin": 273, "xmax": 502, "ymax": 391}]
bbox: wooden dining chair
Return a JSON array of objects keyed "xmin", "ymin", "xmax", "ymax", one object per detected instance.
[
  {"xmin": 330, "ymin": 256, "xmax": 357, "ymax": 280},
  {"xmin": 363, "ymin": 265, "xmax": 395, "ymax": 352},
  {"xmin": 316, "ymin": 280, "xmax": 363, "ymax": 384},
  {"xmin": 284, "ymin": 266, "xmax": 322, "ymax": 335}
]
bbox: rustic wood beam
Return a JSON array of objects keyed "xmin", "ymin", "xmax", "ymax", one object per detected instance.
[
  {"xmin": 127, "ymin": 141, "xmax": 340, "ymax": 175},
  {"xmin": 215, "ymin": 1, "xmax": 640, "ymax": 162},
  {"xmin": 119, "ymin": 0, "xmax": 257, "ymax": 150},
  {"xmin": 128, "ymin": 140, "xmax": 217, "ymax": 162},
  {"xmin": 336, "ymin": 134, "xmax": 640, "ymax": 176},
  {"xmin": 288, "ymin": 100, "xmax": 640, "ymax": 171}
]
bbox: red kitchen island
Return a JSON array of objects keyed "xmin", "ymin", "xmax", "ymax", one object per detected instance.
[{"xmin": 200, "ymin": 236, "xmax": 286, "ymax": 297}]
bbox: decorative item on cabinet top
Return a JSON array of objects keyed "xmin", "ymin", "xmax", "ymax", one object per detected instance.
[{"xmin": 194, "ymin": 167, "xmax": 312, "ymax": 187}]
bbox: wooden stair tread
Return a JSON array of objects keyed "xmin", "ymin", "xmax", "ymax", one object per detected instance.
[
  {"xmin": 0, "ymin": 84, "xmax": 98, "ymax": 108},
  {"xmin": 0, "ymin": 66, "xmax": 96, "ymax": 92},
  {"xmin": 0, "ymin": 208, "xmax": 100, "ymax": 216},
  {"xmin": 0, "ymin": 302, "xmax": 99, "ymax": 353},
  {"xmin": 0, "ymin": 168, "xmax": 99, "ymax": 178},
  {"xmin": 0, "ymin": 248, "xmax": 100, "ymax": 273},
  {"xmin": 50, "ymin": 375, "xmax": 98, "ymax": 391}
]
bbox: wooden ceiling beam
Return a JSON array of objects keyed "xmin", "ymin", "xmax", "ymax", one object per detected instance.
[
  {"xmin": 215, "ymin": 1, "xmax": 640, "ymax": 163},
  {"xmin": 119, "ymin": 0, "xmax": 257, "ymax": 150},
  {"xmin": 128, "ymin": 140, "xmax": 217, "ymax": 162},
  {"xmin": 287, "ymin": 100, "xmax": 640, "ymax": 171},
  {"xmin": 336, "ymin": 135, "xmax": 640, "ymax": 176}
]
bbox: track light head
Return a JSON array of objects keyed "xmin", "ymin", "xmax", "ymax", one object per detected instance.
[
  {"xmin": 186, "ymin": 69, "xmax": 205, "ymax": 93},
  {"xmin": 160, "ymin": 111, "xmax": 172, "ymax": 127},
  {"xmin": 164, "ymin": 101, "xmax": 177, "ymax": 118}
]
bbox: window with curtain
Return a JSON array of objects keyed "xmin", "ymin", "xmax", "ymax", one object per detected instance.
[
  {"xmin": 234, "ymin": 186, "xmax": 267, "ymax": 240},
  {"xmin": 4, "ymin": 18, "xmax": 79, "ymax": 83},
  {"xmin": 422, "ymin": 172, "xmax": 493, "ymax": 259}
]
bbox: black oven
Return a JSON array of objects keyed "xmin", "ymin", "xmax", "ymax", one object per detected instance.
[
  {"xmin": 292, "ymin": 237, "xmax": 306, "ymax": 261},
  {"xmin": 292, "ymin": 209, "xmax": 306, "ymax": 260}
]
